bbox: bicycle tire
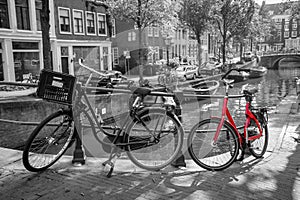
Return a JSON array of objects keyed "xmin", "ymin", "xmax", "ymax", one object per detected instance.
[
  {"xmin": 22, "ymin": 110, "xmax": 74, "ymax": 172},
  {"xmin": 188, "ymin": 118, "xmax": 239, "ymax": 171},
  {"xmin": 125, "ymin": 108, "xmax": 184, "ymax": 171},
  {"xmin": 248, "ymin": 119, "xmax": 269, "ymax": 158}
]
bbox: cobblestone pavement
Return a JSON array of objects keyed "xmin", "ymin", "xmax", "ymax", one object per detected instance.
[{"xmin": 0, "ymin": 95, "xmax": 299, "ymax": 200}]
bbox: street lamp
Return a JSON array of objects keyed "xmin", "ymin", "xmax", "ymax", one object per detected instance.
[{"xmin": 165, "ymin": 37, "xmax": 173, "ymax": 66}]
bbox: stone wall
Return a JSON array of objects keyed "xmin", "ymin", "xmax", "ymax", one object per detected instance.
[{"xmin": 0, "ymin": 94, "xmax": 130, "ymax": 149}]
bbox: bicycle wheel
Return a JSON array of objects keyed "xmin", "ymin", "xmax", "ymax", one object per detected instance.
[
  {"xmin": 125, "ymin": 108, "xmax": 184, "ymax": 171},
  {"xmin": 188, "ymin": 119, "xmax": 239, "ymax": 171},
  {"xmin": 248, "ymin": 120, "xmax": 269, "ymax": 158},
  {"xmin": 22, "ymin": 110, "xmax": 74, "ymax": 172}
]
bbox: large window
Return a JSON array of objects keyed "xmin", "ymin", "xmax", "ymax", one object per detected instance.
[
  {"xmin": 292, "ymin": 31, "xmax": 297, "ymax": 37},
  {"xmin": 97, "ymin": 13, "xmax": 106, "ymax": 35},
  {"xmin": 58, "ymin": 7, "xmax": 71, "ymax": 33},
  {"xmin": 73, "ymin": 10, "xmax": 84, "ymax": 35},
  {"xmin": 15, "ymin": 0, "xmax": 30, "ymax": 30},
  {"xmin": 35, "ymin": 0, "xmax": 42, "ymax": 31},
  {"xmin": 0, "ymin": 0, "xmax": 9, "ymax": 29},
  {"xmin": 86, "ymin": 12, "xmax": 95, "ymax": 35},
  {"xmin": 13, "ymin": 42, "xmax": 40, "ymax": 81}
]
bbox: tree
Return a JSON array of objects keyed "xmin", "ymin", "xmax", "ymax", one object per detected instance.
[
  {"xmin": 106, "ymin": 0, "xmax": 179, "ymax": 82},
  {"xmin": 178, "ymin": 0, "xmax": 214, "ymax": 66},
  {"xmin": 41, "ymin": 0, "xmax": 51, "ymax": 70},
  {"xmin": 212, "ymin": 0, "xmax": 255, "ymax": 65}
]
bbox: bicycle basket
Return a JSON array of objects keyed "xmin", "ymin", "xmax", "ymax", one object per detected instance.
[{"xmin": 36, "ymin": 69, "xmax": 76, "ymax": 105}]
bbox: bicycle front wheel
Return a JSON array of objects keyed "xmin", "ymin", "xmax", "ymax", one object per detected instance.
[
  {"xmin": 126, "ymin": 108, "xmax": 184, "ymax": 171},
  {"xmin": 22, "ymin": 110, "xmax": 74, "ymax": 172},
  {"xmin": 188, "ymin": 119, "xmax": 239, "ymax": 171}
]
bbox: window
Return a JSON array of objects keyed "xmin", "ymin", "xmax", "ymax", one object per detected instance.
[
  {"xmin": 35, "ymin": 0, "xmax": 42, "ymax": 31},
  {"xmin": 292, "ymin": 31, "xmax": 297, "ymax": 37},
  {"xmin": 128, "ymin": 32, "xmax": 136, "ymax": 41},
  {"xmin": 112, "ymin": 47, "xmax": 119, "ymax": 65},
  {"xmin": 73, "ymin": 10, "xmax": 84, "ymax": 34},
  {"xmin": 284, "ymin": 24, "xmax": 289, "ymax": 30},
  {"xmin": 97, "ymin": 13, "xmax": 106, "ymax": 35},
  {"xmin": 292, "ymin": 23, "xmax": 297, "ymax": 30},
  {"xmin": 111, "ymin": 18, "xmax": 116, "ymax": 37},
  {"xmin": 15, "ymin": 0, "xmax": 30, "ymax": 30},
  {"xmin": 148, "ymin": 27, "xmax": 153, "ymax": 37},
  {"xmin": 12, "ymin": 42, "xmax": 40, "ymax": 81},
  {"xmin": 154, "ymin": 46, "xmax": 159, "ymax": 60},
  {"xmin": 284, "ymin": 31, "xmax": 289, "ymax": 38},
  {"xmin": 86, "ymin": 12, "xmax": 95, "ymax": 35},
  {"xmin": 0, "ymin": 0, "xmax": 9, "ymax": 29},
  {"xmin": 153, "ymin": 27, "xmax": 159, "ymax": 37},
  {"xmin": 59, "ymin": 7, "xmax": 71, "ymax": 33}
]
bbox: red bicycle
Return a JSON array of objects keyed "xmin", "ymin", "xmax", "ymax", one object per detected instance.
[{"xmin": 188, "ymin": 68, "xmax": 269, "ymax": 171}]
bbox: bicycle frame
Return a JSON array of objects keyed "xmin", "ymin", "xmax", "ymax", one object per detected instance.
[{"xmin": 213, "ymin": 88, "xmax": 263, "ymax": 146}]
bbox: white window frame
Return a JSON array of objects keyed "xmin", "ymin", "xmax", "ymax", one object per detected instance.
[
  {"xmin": 73, "ymin": 9, "xmax": 84, "ymax": 35},
  {"xmin": 148, "ymin": 27, "xmax": 153, "ymax": 37},
  {"xmin": 112, "ymin": 47, "xmax": 119, "ymax": 65},
  {"xmin": 111, "ymin": 18, "xmax": 116, "ymax": 38},
  {"xmin": 97, "ymin": 13, "xmax": 106, "ymax": 36},
  {"xmin": 58, "ymin": 7, "xmax": 72, "ymax": 34},
  {"xmin": 153, "ymin": 27, "xmax": 159, "ymax": 37},
  {"xmin": 292, "ymin": 31, "xmax": 297, "ymax": 37},
  {"xmin": 292, "ymin": 23, "xmax": 297, "ymax": 29},
  {"xmin": 284, "ymin": 31, "xmax": 289, "ymax": 38},
  {"xmin": 154, "ymin": 46, "xmax": 159, "ymax": 60},
  {"xmin": 85, "ymin": 11, "xmax": 96, "ymax": 36},
  {"xmin": 284, "ymin": 24, "xmax": 289, "ymax": 30}
]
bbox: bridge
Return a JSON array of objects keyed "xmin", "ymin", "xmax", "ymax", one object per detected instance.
[{"xmin": 259, "ymin": 53, "xmax": 300, "ymax": 69}]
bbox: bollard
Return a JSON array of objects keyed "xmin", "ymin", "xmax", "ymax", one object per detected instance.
[
  {"xmin": 171, "ymin": 91, "xmax": 187, "ymax": 168},
  {"xmin": 72, "ymin": 127, "xmax": 86, "ymax": 165}
]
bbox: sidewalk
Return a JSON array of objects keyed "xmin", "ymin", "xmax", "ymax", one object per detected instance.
[{"xmin": 0, "ymin": 94, "xmax": 300, "ymax": 200}]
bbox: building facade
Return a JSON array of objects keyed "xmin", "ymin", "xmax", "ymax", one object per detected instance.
[
  {"xmin": 0, "ymin": 0, "xmax": 56, "ymax": 81},
  {"xmin": 0, "ymin": 0, "xmax": 112, "ymax": 82},
  {"xmin": 259, "ymin": 3, "xmax": 300, "ymax": 53}
]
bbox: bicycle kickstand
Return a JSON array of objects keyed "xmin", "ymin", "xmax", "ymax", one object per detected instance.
[{"xmin": 102, "ymin": 147, "xmax": 121, "ymax": 178}]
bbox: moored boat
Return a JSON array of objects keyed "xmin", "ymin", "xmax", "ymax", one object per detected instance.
[{"xmin": 248, "ymin": 66, "xmax": 267, "ymax": 79}]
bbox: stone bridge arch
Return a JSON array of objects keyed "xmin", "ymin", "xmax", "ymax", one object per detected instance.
[{"xmin": 260, "ymin": 54, "xmax": 300, "ymax": 69}]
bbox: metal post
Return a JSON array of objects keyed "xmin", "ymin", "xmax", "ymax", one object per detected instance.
[
  {"xmin": 72, "ymin": 127, "xmax": 86, "ymax": 165},
  {"xmin": 171, "ymin": 91, "xmax": 186, "ymax": 168}
]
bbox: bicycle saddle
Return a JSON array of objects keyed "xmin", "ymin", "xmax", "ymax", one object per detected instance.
[
  {"xmin": 243, "ymin": 88, "xmax": 258, "ymax": 95},
  {"xmin": 131, "ymin": 87, "xmax": 152, "ymax": 96}
]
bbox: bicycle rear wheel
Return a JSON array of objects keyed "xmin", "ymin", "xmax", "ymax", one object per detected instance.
[
  {"xmin": 188, "ymin": 119, "xmax": 239, "ymax": 171},
  {"xmin": 126, "ymin": 108, "xmax": 184, "ymax": 171},
  {"xmin": 22, "ymin": 110, "xmax": 74, "ymax": 172},
  {"xmin": 248, "ymin": 120, "xmax": 269, "ymax": 158}
]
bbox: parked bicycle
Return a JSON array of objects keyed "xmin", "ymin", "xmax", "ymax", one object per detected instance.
[
  {"xmin": 22, "ymin": 59, "xmax": 184, "ymax": 177},
  {"xmin": 188, "ymin": 68, "xmax": 269, "ymax": 171}
]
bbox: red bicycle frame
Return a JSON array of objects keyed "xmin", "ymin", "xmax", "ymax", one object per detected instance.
[{"xmin": 213, "ymin": 93, "xmax": 263, "ymax": 146}]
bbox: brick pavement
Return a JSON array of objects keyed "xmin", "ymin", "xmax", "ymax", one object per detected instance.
[{"xmin": 0, "ymin": 96, "xmax": 300, "ymax": 200}]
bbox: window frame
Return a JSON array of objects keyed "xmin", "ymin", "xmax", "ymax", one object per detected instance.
[
  {"xmin": 97, "ymin": 13, "xmax": 106, "ymax": 36},
  {"xmin": 85, "ymin": 11, "xmax": 96, "ymax": 36},
  {"xmin": 72, "ymin": 9, "xmax": 84, "ymax": 35},
  {"xmin": 58, "ymin": 7, "xmax": 72, "ymax": 34},
  {"xmin": 148, "ymin": 27, "xmax": 153, "ymax": 37},
  {"xmin": 111, "ymin": 18, "xmax": 116, "ymax": 38},
  {"xmin": 292, "ymin": 31, "xmax": 297, "ymax": 37},
  {"xmin": 284, "ymin": 31, "xmax": 289, "ymax": 38},
  {"xmin": 15, "ymin": 0, "xmax": 30, "ymax": 30},
  {"xmin": 112, "ymin": 47, "xmax": 119, "ymax": 65}
]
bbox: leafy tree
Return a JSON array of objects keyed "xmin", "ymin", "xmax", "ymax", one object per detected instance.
[
  {"xmin": 106, "ymin": 0, "xmax": 179, "ymax": 82},
  {"xmin": 177, "ymin": 0, "xmax": 214, "ymax": 66},
  {"xmin": 211, "ymin": 0, "xmax": 255, "ymax": 64}
]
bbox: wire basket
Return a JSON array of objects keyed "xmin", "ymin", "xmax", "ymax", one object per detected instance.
[{"xmin": 36, "ymin": 69, "xmax": 76, "ymax": 105}]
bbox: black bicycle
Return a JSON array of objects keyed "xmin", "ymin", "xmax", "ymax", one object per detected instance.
[{"xmin": 22, "ymin": 59, "xmax": 184, "ymax": 177}]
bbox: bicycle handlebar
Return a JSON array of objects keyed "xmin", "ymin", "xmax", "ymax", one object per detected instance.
[
  {"xmin": 78, "ymin": 58, "xmax": 107, "ymax": 77},
  {"xmin": 221, "ymin": 68, "xmax": 251, "ymax": 80}
]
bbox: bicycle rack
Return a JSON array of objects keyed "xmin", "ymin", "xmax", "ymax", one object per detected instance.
[{"xmin": 0, "ymin": 80, "xmax": 244, "ymax": 168}]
